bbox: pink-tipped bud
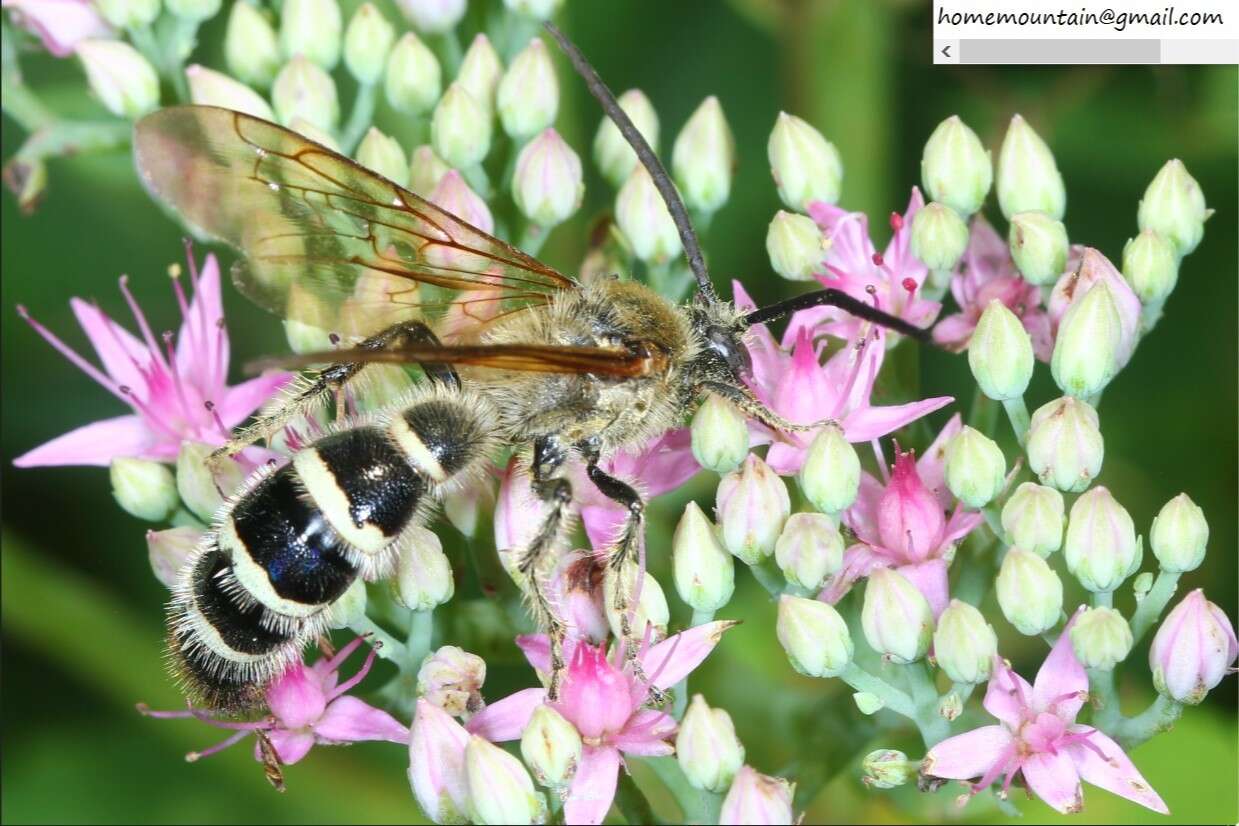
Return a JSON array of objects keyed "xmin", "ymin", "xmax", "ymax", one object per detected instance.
[
  {"xmin": 719, "ymin": 766, "xmax": 796, "ymax": 825},
  {"xmin": 409, "ymin": 699, "xmax": 470, "ymax": 824},
  {"xmin": 774, "ymin": 513, "xmax": 843, "ymax": 591},
  {"xmin": 877, "ymin": 451, "xmax": 944, "ymax": 563},
  {"xmin": 512, "ymin": 128, "xmax": 583, "ymax": 228},
  {"xmin": 417, "ymin": 646, "xmax": 486, "ymax": 720},
  {"xmin": 430, "ymin": 170, "xmax": 493, "ymax": 233},
  {"xmin": 1149, "ymin": 589, "xmax": 1238, "ymax": 705},
  {"xmin": 186, "ymin": 65, "xmax": 274, "ymax": 120},
  {"xmin": 147, "ymin": 527, "xmax": 202, "ymax": 589},
  {"xmin": 716, "ymin": 453, "xmax": 791, "ymax": 565},
  {"xmin": 1064, "ymin": 486, "xmax": 1138, "ymax": 595},
  {"xmin": 464, "ymin": 735, "xmax": 545, "ymax": 825},
  {"xmin": 862, "ymin": 568, "xmax": 934, "ymax": 664}
]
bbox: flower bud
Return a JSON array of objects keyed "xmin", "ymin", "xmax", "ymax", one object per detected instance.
[
  {"xmin": 1064, "ymin": 486, "xmax": 1138, "ymax": 594},
  {"xmin": 910, "ymin": 201, "xmax": 969, "ymax": 271},
  {"xmin": 1008, "ymin": 210, "xmax": 1069, "ymax": 286},
  {"xmin": 409, "ymin": 699, "xmax": 470, "ymax": 824},
  {"xmin": 593, "ymin": 89, "xmax": 659, "ymax": 188},
  {"xmin": 167, "ymin": 0, "xmax": 219, "ymax": 22},
  {"xmin": 1051, "ymin": 280, "xmax": 1122, "ymax": 399},
  {"xmin": 920, "ymin": 115, "xmax": 992, "ymax": 217},
  {"xmin": 938, "ymin": 692, "xmax": 964, "ymax": 721},
  {"xmin": 520, "ymin": 705, "xmax": 581, "ymax": 788},
  {"xmin": 719, "ymin": 766, "xmax": 795, "ymax": 826},
  {"xmin": 677, "ymin": 695, "xmax": 745, "ymax": 793},
  {"xmin": 186, "ymin": 65, "xmax": 275, "ymax": 120},
  {"xmin": 767, "ymin": 111, "xmax": 842, "ymax": 211},
  {"xmin": 110, "ymin": 457, "xmax": 178, "ymax": 521},
  {"xmin": 272, "ymin": 57, "xmax": 339, "ymax": 131},
  {"xmin": 862, "ymin": 749, "xmax": 914, "ymax": 790},
  {"xmin": 497, "ymin": 37, "xmax": 558, "ymax": 141},
  {"xmin": 76, "ymin": 40, "xmax": 159, "ymax": 120},
  {"xmin": 1150, "ymin": 492, "xmax": 1209, "ymax": 573},
  {"xmin": 996, "ymin": 547, "xmax": 1063, "ymax": 636},
  {"xmin": 442, "ymin": 477, "xmax": 495, "ymax": 539},
  {"xmin": 615, "ymin": 165, "xmax": 682, "ymax": 265},
  {"xmin": 777, "ymin": 595, "xmax": 852, "ymax": 678},
  {"xmin": 716, "ymin": 453, "xmax": 790, "ymax": 565},
  {"xmin": 1026, "ymin": 396, "xmax": 1104, "ymax": 493},
  {"xmin": 672, "ymin": 502, "xmax": 735, "ymax": 613},
  {"xmin": 225, "ymin": 1, "xmax": 280, "ymax": 87},
  {"xmin": 775, "ymin": 513, "xmax": 843, "ymax": 591},
  {"xmin": 996, "ymin": 114, "xmax": 1065, "ymax": 220},
  {"xmin": 944, "ymin": 426, "xmax": 1006, "ymax": 508},
  {"xmin": 513, "ymin": 128, "xmax": 583, "ymax": 228},
  {"xmin": 862, "ymin": 568, "xmax": 933, "ymax": 664},
  {"xmin": 393, "ymin": 525, "xmax": 455, "ymax": 610},
  {"xmin": 797, "ymin": 425, "xmax": 860, "ymax": 514},
  {"xmin": 175, "ymin": 441, "xmax": 244, "ymax": 523},
  {"xmin": 147, "ymin": 526, "xmax": 201, "ymax": 589},
  {"xmin": 432, "ymin": 83, "xmax": 492, "ymax": 169},
  {"xmin": 356, "ymin": 127, "xmax": 408, "ymax": 183},
  {"xmin": 604, "ymin": 559, "xmax": 669, "ymax": 641},
  {"xmin": 1133, "ymin": 571, "xmax": 1154, "ymax": 602},
  {"xmin": 327, "ymin": 577, "xmax": 367, "ymax": 628},
  {"xmin": 933, "ymin": 599, "xmax": 997, "ymax": 684},
  {"xmin": 385, "ymin": 32, "xmax": 441, "ymax": 115},
  {"xmin": 288, "ymin": 117, "xmax": 340, "ymax": 152},
  {"xmin": 766, "ymin": 210, "xmax": 825, "ymax": 282},
  {"xmin": 95, "ymin": 0, "xmax": 159, "ymax": 29},
  {"xmin": 1137, "ymin": 159, "xmax": 1209, "ymax": 257},
  {"xmin": 1070, "ymin": 606, "xmax": 1133, "ymax": 671},
  {"xmin": 1048, "ymin": 248, "xmax": 1141, "ymax": 370},
  {"xmin": 690, "ymin": 394, "xmax": 749, "ymax": 473},
  {"xmin": 464, "ymin": 735, "xmax": 545, "ymax": 825},
  {"xmin": 1149, "ymin": 589, "xmax": 1238, "ymax": 705},
  {"xmin": 417, "ymin": 645, "xmax": 486, "ymax": 719},
  {"xmin": 968, "ymin": 300, "xmax": 1034, "ymax": 401},
  {"xmin": 672, "ymin": 96, "xmax": 735, "ymax": 213},
  {"xmin": 457, "ymin": 34, "xmax": 502, "ymax": 119},
  {"xmin": 853, "ymin": 692, "xmax": 884, "ymax": 715},
  {"xmin": 1000, "ymin": 482, "xmax": 1064, "ymax": 557},
  {"xmin": 409, "ymin": 144, "xmax": 450, "ymax": 196},
  {"xmin": 504, "ymin": 0, "xmax": 563, "ymax": 19},
  {"xmin": 279, "ymin": 0, "xmax": 342, "ymax": 70},
  {"xmin": 396, "ymin": 0, "xmax": 465, "ymax": 34},
  {"xmin": 1122, "ymin": 229, "xmax": 1179, "ymax": 306},
  {"xmin": 430, "ymin": 170, "xmax": 492, "ymax": 232},
  {"xmin": 343, "ymin": 2, "xmax": 395, "ymax": 85}
]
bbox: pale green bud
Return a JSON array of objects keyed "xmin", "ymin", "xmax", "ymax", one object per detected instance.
[
  {"xmin": 774, "ymin": 513, "xmax": 844, "ymax": 592},
  {"xmin": 853, "ymin": 692, "xmax": 884, "ymax": 715},
  {"xmin": 766, "ymin": 210, "xmax": 825, "ymax": 282},
  {"xmin": 690, "ymin": 394, "xmax": 749, "ymax": 473},
  {"xmin": 938, "ymin": 692, "xmax": 964, "ymax": 721},
  {"xmin": 417, "ymin": 645, "xmax": 486, "ymax": 718},
  {"xmin": 356, "ymin": 127, "xmax": 408, "ymax": 183},
  {"xmin": 513, "ymin": 128, "xmax": 583, "ymax": 228},
  {"xmin": 279, "ymin": 0, "xmax": 342, "ymax": 70},
  {"xmin": 96, "ymin": 0, "xmax": 159, "ymax": 28},
  {"xmin": 1132, "ymin": 571, "xmax": 1154, "ymax": 602},
  {"xmin": 186, "ymin": 65, "xmax": 274, "ymax": 120},
  {"xmin": 1064, "ymin": 486, "xmax": 1138, "ymax": 594},
  {"xmin": 110, "ymin": 457, "xmax": 178, "ymax": 521},
  {"xmin": 1026, "ymin": 396, "xmax": 1104, "ymax": 493},
  {"xmin": 497, "ymin": 37, "xmax": 558, "ymax": 141},
  {"xmin": 397, "ymin": 0, "xmax": 465, "ymax": 34},
  {"xmin": 343, "ymin": 3, "xmax": 395, "ymax": 85},
  {"xmin": 593, "ymin": 89, "xmax": 659, "ymax": 188},
  {"xmin": 272, "ymin": 57, "xmax": 339, "ymax": 131},
  {"xmin": 1000, "ymin": 482, "xmax": 1065, "ymax": 557},
  {"xmin": 1122, "ymin": 229, "xmax": 1179, "ymax": 305},
  {"xmin": 798, "ymin": 425, "xmax": 860, "ymax": 514},
  {"xmin": 503, "ymin": 0, "xmax": 563, "ymax": 18},
  {"xmin": 147, "ymin": 526, "xmax": 201, "ymax": 589},
  {"xmin": 327, "ymin": 578, "xmax": 367, "ymax": 628},
  {"xmin": 615, "ymin": 165, "xmax": 682, "ymax": 265},
  {"xmin": 1137, "ymin": 159, "xmax": 1209, "ymax": 257},
  {"xmin": 676, "ymin": 695, "xmax": 745, "ymax": 793},
  {"xmin": 1008, "ymin": 211, "xmax": 1069, "ymax": 286},
  {"xmin": 77, "ymin": 40, "xmax": 159, "ymax": 120},
  {"xmin": 767, "ymin": 111, "xmax": 842, "ymax": 211},
  {"xmin": 604, "ymin": 560, "xmax": 669, "ymax": 641},
  {"xmin": 167, "ymin": 0, "xmax": 220, "ymax": 22},
  {"xmin": 968, "ymin": 300, "xmax": 1033, "ymax": 401},
  {"xmin": 910, "ymin": 201, "xmax": 969, "ymax": 271},
  {"xmin": 176, "ymin": 441, "xmax": 244, "ymax": 523},
  {"xmin": 996, "ymin": 547, "xmax": 1063, "ymax": 635},
  {"xmin": 1150, "ymin": 492, "xmax": 1209, "ymax": 573},
  {"xmin": 385, "ymin": 32, "xmax": 441, "ymax": 115},
  {"xmin": 862, "ymin": 750, "xmax": 914, "ymax": 790},
  {"xmin": 393, "ymin": 525, "xmax": 455, "ymax": 610},
  {"xmin": 944, "ymin": 426, "xmax": 1006, "ymax": 508},
  {"xmin": 672, "ymin": 96, "xmax": 735, "ymax": 213},
  {"xmin": 520, "ymin": 705, "xmax": 581, "ymax": 789},
  {"xmin": 464, "ymin": 736, "xmax": 545, "ymax": 826},
  {"xmin": 1070, "ymin": 607, "xmax": 1133, "ymax": 670},
  {"xmin": 442, "ymin": 477, "xmax": 495, "ymax": 539},
  {"xmin": 431, "ymin": 82, "xmax": 492, "ymax": 169},
  {"xmin": 1051, "ymin": 280, "xmax": 1121, "ymax": 398},
  {"xmin": 457, "ymin": 33, "xmax": 502, "ymax": 119},
  {"xmin": 996, "ymin": 114, "xmax": 1065, "ymax": 220},
  {"xmin": 672, "ymin": 502, "xmax": 735, "ymax": 613},
  {"xmin": 283, "ymin": 319, "xmax": 334, "ymax": 354},
  {"xmin": 225, "ymin": 1, "xmax": 281, "ymax": 88},
  {"xmin": 920, "ymin": 115, "xmax": 992, "ymax": 217},
  {"xmin": 716, "ymin": 453, "xmax": 790, "ymax": 565},
  {"xmin": 776, "ymin": 595, "xmax": 852, "ymax": 678},
  {"xmin": 288, "ymin": 117, "xmax": 340, "ymax": 151},
  {"xmin": 933, "ymin": 599, "xmax": 997, "ymax": 684},
  {"xmin": 862, "ymin": 568, "xmax": 933, "ymax": 664},
  {"xmin": 408, "ymin": 144, "xmax": 450, "ymax": 197}
]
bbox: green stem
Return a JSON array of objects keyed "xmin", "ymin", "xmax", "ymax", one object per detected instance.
[
  {"xmin": 347, "ymin": 615, "xmax": 403, "ymax": 662},
  {"xmin": 1114, "ymin": 695, "xmax": 1183, "ymax": 750},
  {"xmin": 340, "ymin": 82, "xmax": 378, "ymax": 154},
  {"xmin": 614, "ymin": 770, "xmax": 658, "ymax": 826},
  {"xmin": 838, "ymin": 663, "xmax": 916, "ymax": 718},
  {"xmin": 1, "ymin": 64, "xmax": 55, "ymax": 130},
  {"xmin": 461, "ymin": 162, "xmax": 492, "ymax": 200},
  {"xmin": 980, "ymin": 506, "xmax": 1005, "ymax": 545},
  {"xmin": 642, "ymin": 756, "xmax": 722, "ymax": 825},
  {"xmin": 906, "ymin": 662, "xmax": 951, "ymax": 747},
  {"xmin": 1129, "ymin": 569, "xmax": 1181, "ymax": 645},
  {"xmin": 1002, "ymin": 396, "xmax": 1031, "ymax": 445},
  {"xmin": 403, "ymin": 609, "xmax": 435, "ymax": 669},
  {"xmin": 748, "ymin": 557, "xmax": 785, "ymax": 598},
  {"xmin": 1088, "ymin": 667, "xmax": 1123, "ymax": 732},
  {"xmin": 433, "ymin": 29, "xmax": 464, "ymax": 76},
  {"xmin": 1092, "ymin": 590, "xmax": 1114, "ymax": 609},
  {"xmin": 518, "ymin": 221, "xmax": 549, "ymax": 257},
  {"xmin": 968, "ymin": 391, "xmax": 1000, "ymax": 438}
]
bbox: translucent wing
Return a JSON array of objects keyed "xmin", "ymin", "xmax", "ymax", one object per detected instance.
[{"xmin": 133, "ymin": 106, "xmax": 577, "ymax": 340}]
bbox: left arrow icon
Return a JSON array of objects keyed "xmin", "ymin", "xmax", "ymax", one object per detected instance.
[{"xmin": 941, "ymin": 44, "xmax": 951, "ymax": 57}]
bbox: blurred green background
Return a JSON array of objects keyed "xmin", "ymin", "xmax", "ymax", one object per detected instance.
[{"xmin": 2, "ymin": 0, "xmax": 1236, "ymax": 823}]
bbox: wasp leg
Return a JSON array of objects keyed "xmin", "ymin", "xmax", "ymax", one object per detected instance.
[
  {"xmin": 512, "ymin": 435, "xmax": 574, "ymax": 701},
  {"xmin": 214, "ymin": 321, "xmax": 459, "ymax": 462}
]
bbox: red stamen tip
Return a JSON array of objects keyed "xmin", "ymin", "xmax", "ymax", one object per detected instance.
[
  {"xmin": 890, "ymin": 212, "xmax": 903, "ymax": 231},
  {"xmin": 119, "ymin": 385, "xmax": 132, "ymax": 395},
  {"xmin": 865, "ymin": 284, "xmax": 877, "ymax": 295},
  {"xmin": 902, "ymin": 277, "xmax": 917, "ymax": 293},
  {"xmin": 871, "ymin": 252, "xmax": 884, "ymax": 266},
  {"xmin": 204, "ymin": 400, "xmax": 215, "ymax": 411}
]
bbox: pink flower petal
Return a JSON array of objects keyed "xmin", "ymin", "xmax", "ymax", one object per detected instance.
[
  {"xmin": 844, "ymin": 474, "xmax": 885, "ymax": 545},
  {"xmin": 895, "ymin": 558, "xmax": 950, "ymax": 617},
  {"xmin": 917, "ymin": 413, "xmax": 962, "ymax": 508},
  {"xmin": 267, "ymin": 665, "xmax": 328, "ymax": 730},
  {"xmin": 564, "ymin": 745, "xmax": 621, "ymax": 826},
  {"xmin": 465, "ymin": 687, "xmax": 546, "ymax": 742},
  {"xmin": 922, "ymin": 724, "xmax": 1014, "ymax": 780},
  {"xmin": 1021, "ymin": 749, "xmax": 1084, "ymax": 814},
  {"xmin": 314, "ymin": 695, "xmax": 408, "ymax": 744},
  {"xmin": 840, "ymin": 396, "xmax": 954, "ymax": 443},
  {"xmin": 941, "ymin": 508, "xmax": 985, "ymax": 548},
  {"xmin": 764, "ymin": 441, "xmax": 808, "ymax": 476},
  {"xmin": 1033, "ymin": 608, "xmax": 1088, "ymax": 720},
  {"xmin": 261, "ymin": 729, "xmax": 316, "ymax": 765},
  {"xmin": 12, "ymin": 413, "xmax": 156, "ymax": 467},
  {"xmin": 983, "ymin": 658, "xmax": 1034, "ymax": 729},
  {"xmin": 931, "ymin": 313, "xmax": 976, "ymax": 351},
  {"xmin": 69, "ymin": 297, "xmax": 150, "ymax": 394},
  {"xmin": 640, "ymin": 621, "xmax": 735, "ymax": 691},
  {"xmin": 516, "ymin": 634, "xmax": 552, "ymax": 673},
  {"xmin": 1067, "ymin": 727, "xmax": 1168, "ymax": 814},
  {"xmin": 216, "ymin": 372, "xmax": 292, "ymax": 429},
  {"xmin": 175, "ymin": 255, "xmax": 228, "ymax": 389},
  {"xmin": 818, "ymin": 543, "xmax": 880, "ymax": 605},
  {"xmin": 409, "ymin": 699, "xmax": 470, "ymax": 821},
  {"xmin": 3, "ymin": 0, "xmax": 113, "ymax": 57},
  {"xmin": 612, "ymin": 709, "xmax": 676, "ymax": 756}
]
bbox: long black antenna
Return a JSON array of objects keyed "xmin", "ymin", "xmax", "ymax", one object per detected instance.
[
  {"xmin": 744, "ymin": 288, "xmax": 932, "ymax": 343},
  {"xmin": 543, "ymin": 22, "xmax": 717, "ymax": 304}
]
